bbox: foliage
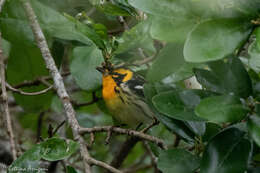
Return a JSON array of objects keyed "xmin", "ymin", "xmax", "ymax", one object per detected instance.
[{"xmin": 1, "ymin": 0, "xmax": 260, "ymax": 172}]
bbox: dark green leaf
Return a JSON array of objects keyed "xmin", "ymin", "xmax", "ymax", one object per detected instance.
[
  {"xmin": 144, "ymin": 84, "xmax": 195, "ymax": 142},
  {"xmin": 194, "ymin": 57, "xmax": 252, "ymax": 98},
  {"xmin": 158, "ymin": 149, "xmax": 200, "ymax": 173},
  {"xmin": 201, "ymin": 128, "xmax": 252, "ymax": 173},
  {"xmin": 40, "ymin": 138, "xmax": 79, "ymax": 161},
  {"xmin": 247, "ymin": 115, "xmax": 260, "ymax": 147},
  {"xmin": 70, "ymin": 45, "xmax": 103, "ymax": 91},
  {"xmin": 8, "ymin": 145, "xmax": 42, "ymax": 173},
  {"xmin": 147, "ymin": 43, "xmax": 185, "ymax": 82},
  {"xmin": 184, "ymin": 18, "xmax": 251, "ymax": 62},
  {"xmin": 203, "ymin": 123, "xmax": 221, "ymax": 142},
  {"xmin": 195, "ymin": 95, "xmax": 248, "ymax": 123},
  {"xmin": 152, "ymin": 90, "xmax": 211, "ymax": 122},
  {"xmin": 66, "ymin": 166, "xmax": 78, "ymax": 173},
  {"xmin": 6, "ymin": 45, "xmax": 53, "ymax": 113},
  {"xmin": 185, "ymin": 121, "xmax": 206, "ymax": 137}
]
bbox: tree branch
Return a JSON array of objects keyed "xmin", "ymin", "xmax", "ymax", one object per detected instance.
[
  {"xmin": 79, "ymin": 126, "xmax": 167, "ymax": 150},
  {"xmin": 22, "ymin": 2, "xmax": 123, "ymax": 173},
  {"xmin": 22, "ymin": 1, "xmax": 93, "ymax": 172},
  {"xmin": 0, "ymin": 32, "xmax": 17, "ymax": 160},
  {"xmin": 6, "ymin": 82, "xmax": 53, "ymax": 96},
  {"xmin": 0, "ymin": 0, "xmax": 6, "ymax": 12}
]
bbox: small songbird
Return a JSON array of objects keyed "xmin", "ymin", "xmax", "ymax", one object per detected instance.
[{"xmin": 97, "ymin": 64, "xmax": 154, "ymax": 127}]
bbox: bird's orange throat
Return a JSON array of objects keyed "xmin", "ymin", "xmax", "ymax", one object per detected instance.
[
  {"xmin": 101, "ymin": 68, "xmax": 133, "ymax": 100},
  {"xmin": 102, "ymin": 75, "xmax": 118, "ymax": 100}
]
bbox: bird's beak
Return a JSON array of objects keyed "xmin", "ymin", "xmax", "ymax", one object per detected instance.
[{"xmin": 96, "ymin": 66, "xmax": 105, "ymax": 73}]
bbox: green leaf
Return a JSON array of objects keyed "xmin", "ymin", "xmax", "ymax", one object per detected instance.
[
  {"xmin": 2, "ymin": 38, "xmax": 11, "ymax": 57},
  {"xmin": 162, "ymin": 63, "xmax": 202, "ymax": 83},
  {"xmin": 247, "ymin": 115, "xmax": 260, "ymax": 147},
  {"xmin": 150, "ymin": 15, "xmax": 198, "ymax": 43},
  {"xmin": 1, "ymin": 0, "xmax": 104, "ymax": 47},
  {"xmin": 195, "ymin": 95, "xmax": 248, "ymax": 123},
  {"xmin": 194, "ymin": 0, "xmax": 260, "ymax": 19},
  {"xmin": 6, "ymin": 45, "xmax": 53, "ymax": 113},
  {"xmin": 98, "ymin": 3, "xmax": 131, "ymax": 16},
  {"xmin": 184, "ymin": 18, "xmax": 251, "ymax": 62},
  {"xmin": 8, "ymin": 145, "xmax": 42, "ymax": 173},
  {"xmin": 129, "ymin": 0, "xmax": 190, "ymax": 18},
  {"xmin": 152, "ymin": 90, "xmax": 213, "ymax": 122},
  {"xmin": 40, "ymin": 138, "xmax": 79, "ymax": 161},
  {"xmin": 66, "ymin": 166, "xmax": 78, "ymax": 173},
  {"xmin": 200, "ymin": 128, "xmax": 252, "ymax": 173},
  {"xmin": 158, "ymin": 149, "xmax": 200, "ymax": 173},
  {"xmin": 115, "ymin": 19, "xmax": 155, "ymax": 55},
  {"xmin": 147, "ymin": 43, "xmax": 185, "ymax": 82},
  {"xmin": 194, "ymin": 57, "xmax": 252, "ymax": 98},
  {"xmin": 203, "ymin": 123, "xmax": 221, "ymax": 141},
  {"xmin": 30, "ymin": 0, "xmax": 94, "ymax": 45},
  {"xmin": 184, "ymin": 121, "xmax": 206, "ymax": 137},
  {"xmin": 70, "ymin": 45, "xmax": 103, "ymax": 91},
  {"xmin": 248, "ymin": 40, "xmax": 260, "ymax": 72},
  {"xmin": 144, "ymin": 84, "xmax": 195, "ymax": 142}
]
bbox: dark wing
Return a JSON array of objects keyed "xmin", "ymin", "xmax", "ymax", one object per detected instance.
[{"xmin": 125, "ymin": 74, "xmax": 146, "ymax": 98}]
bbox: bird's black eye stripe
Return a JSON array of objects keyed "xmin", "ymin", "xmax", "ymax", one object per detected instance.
[{"xmin": 111, "ymin": 72, "xmax": 127, "ymax": 84}]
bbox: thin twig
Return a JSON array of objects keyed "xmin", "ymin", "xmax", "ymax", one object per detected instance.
[
  {"xmin": 22, "ymin": 2, "xmax": 123, "ymax": 173},
  {"xmin": 107, "ymin": 137, "xmax": 139, "ymax": 172},
  {"xmin": 0, "ymin": 0, "xmax": 6, "ymax": 12},
  {"xmin": 53, "ymin": 120, "xmax": 66, "ymax": 135},
  {"xmin": 0, "ymin": 32, "xmax": 17, "ymax": 160},
  {"xmin": 36, "ymin": 112, "xmax": 45, "ymax": 142},
  {"xmin": 12, "ymin": 72, "xmax": 70, "ymax": 89},
  {"xmin": 79, "ymin": 126, "xmax": 167, "ymax": 150},
  {"xmin": 6, "ymin": 82, "xmax": 53, "ymax": 96},
  {"xmin": 143, "ymin": 142, "xmax": 160, "ymax": 173},
  {"xmin": 22, "ymin": 1, "xmax": 92, "ymax": 172}
]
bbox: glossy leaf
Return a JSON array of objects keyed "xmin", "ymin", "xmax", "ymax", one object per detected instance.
[
  {"xmin": 8, "ymin": 145, "xmax": 42, "ymax": 173},
  {"xmin": 144, "ymin": 84, "xmax": 195, "ymax": 142},
  {"xmin": 248, "ymin": 40, "xmax": 260, "ymax": 72},
  {"xmin": 194, "ymin": 57, "xmax": 252, "ymax": 98},
  {"xmin": 147, "ymin": 43, "xmax": 185, "ymax": 82},
  {"xmin": 195, "ymin": 95, "xmax": 248, "ymax": 123},
  {"xmin": 152, "ymin": 90, "xmax": 213, "ymax": 122},
  {"xmin": 247, "ymin": 115, "xmax": 260, "ymax": 147},
  {"xmin": 201, "ymin": 128, "xmax": 252, "ymax": 173},
  {"xmin": 40, "ymin": 138, "xmax": 79, "ymax": 161},
  {"xmin": 70, "ymin": 45, "xmax": 103, "ymax": 91},
  {"xmin": 184, "ymin": 18, "xmax": 251, "ymax": 62},
  {"xmin": 158, "ymin": 149, "xmax": 200, "ymax": 173}
]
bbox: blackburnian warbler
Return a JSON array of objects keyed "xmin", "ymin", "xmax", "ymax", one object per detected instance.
[{"xmin": 97, "ymin": 65, "xmax": 154, "ymax": 127}]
